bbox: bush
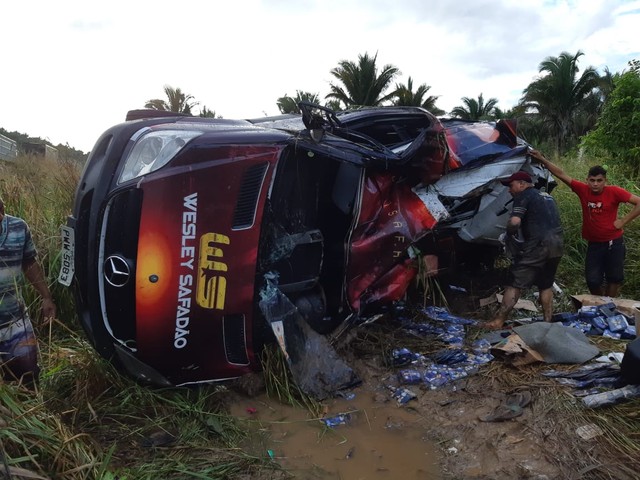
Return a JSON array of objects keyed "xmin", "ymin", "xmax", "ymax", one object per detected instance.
[{"xmin": 582, "ymin": 64, "xmax": 640, "ymax": 174}]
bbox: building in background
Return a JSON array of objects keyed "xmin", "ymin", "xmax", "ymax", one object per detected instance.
[
  {"xmin": 23, "ymin": 142, "xmax": 58, "ymax": 160},
  {"xmin": 0, "ymin": 133, "xmax": 18, "ymax": 161}
]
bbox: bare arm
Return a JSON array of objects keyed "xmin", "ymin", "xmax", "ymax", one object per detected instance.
[
  {"xmin": 529, "ymin": 149, "xmax": 573, "ymax": 187},
  {"xmin": 506, "ymin": 216, "xmax": 522, "ymax": 235},
  {"xmin": 23, "ymin": 258, "xmax": 57, "ymax": 319},
  {"xmin": 614, "ymin": 194, "xmax": 640, "ymax": 230}
]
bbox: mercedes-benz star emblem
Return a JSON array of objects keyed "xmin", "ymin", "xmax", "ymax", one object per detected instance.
[{"xmin": 104, "ymin": 255, "xmax": 131, "ymax": 287}]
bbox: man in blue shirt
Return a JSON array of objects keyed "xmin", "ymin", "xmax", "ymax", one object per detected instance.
[
  {"xmin": 485, "ymin": 171, "xmax": 564, "ymax": 329},
  {"xmin": 0, "ymin": 197, "xmax": 56, "ymax": 386}
]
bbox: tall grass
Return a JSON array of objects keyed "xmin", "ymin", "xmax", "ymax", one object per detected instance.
[
  {"xmin": 1, "ymin": 155, "xmax": 79, "ymax": 324},
  {"xmin": 260, "ymin": 345, "xmax": 322, "ymax": 416}
]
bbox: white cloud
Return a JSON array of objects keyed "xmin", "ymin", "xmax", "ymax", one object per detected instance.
[{"xmin": 1, "ymin": 0, "xmax": 638, "ymax": 153}]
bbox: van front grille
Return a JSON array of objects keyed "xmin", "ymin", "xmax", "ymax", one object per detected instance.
[
  {"xmin": 232, "ymin": 162, "xmax": 268, "ymax": 230},
  {"xmin": 223, "ymin": 314, "xmax": 249, "ymax": 365}
]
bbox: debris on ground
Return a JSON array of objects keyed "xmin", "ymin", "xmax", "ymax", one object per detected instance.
[
  {"xmin": 479, "ymin": 390, "xmax": 532, "ymax": 422},
  {"xmin": 575, "ymin": 423, "xmax": 605, "ymax": 440}
]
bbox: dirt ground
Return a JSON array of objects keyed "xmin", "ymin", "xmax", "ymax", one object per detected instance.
[
  {"xmin": 347, "ymin": 350, "xmax": 565, "ymax": 480},
  {"xmin": 229, "ymin": 282, "xmax": 640, "ymax": 480}
]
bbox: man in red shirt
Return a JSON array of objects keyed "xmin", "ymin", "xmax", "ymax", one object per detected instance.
[{"xmin": 532, "ymin": 150, "xmax": 640, "ymax": 297}]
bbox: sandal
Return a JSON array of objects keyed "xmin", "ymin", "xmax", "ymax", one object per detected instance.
[
  {"xmin": 479, "ymin": 403, "xmax": 523, "ymax": 422},
  {"xmin": 506, "ymin": 390, "xmax": 532, "ymax": 409}
]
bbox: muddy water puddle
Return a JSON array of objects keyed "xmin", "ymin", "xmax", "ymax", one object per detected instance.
[{"xmin": 230, "ymin": 389, "xmax": 441, "ymax": 479}]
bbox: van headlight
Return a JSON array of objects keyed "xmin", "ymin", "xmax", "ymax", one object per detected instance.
[{"xmin": 118, "ymin": 129, "xmax": 202, "ymax": 183}]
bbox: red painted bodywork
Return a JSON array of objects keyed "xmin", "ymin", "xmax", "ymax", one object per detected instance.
[
  {"xmin": 347, "ymin": 172, "xmax": 439, "ymax": 311},
  {"xmin": 135, "ymin": 148, "xmax": 280, "ymax": 383}
]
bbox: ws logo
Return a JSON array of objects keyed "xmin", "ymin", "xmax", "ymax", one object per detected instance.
[{"xmin": 196, "ymin": 233, "xmax": 229, "ymax": 309}]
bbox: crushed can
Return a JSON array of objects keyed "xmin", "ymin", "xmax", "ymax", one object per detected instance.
[
  {"xmin": 389, "ymin": 386, "xmax": 417, "ymax": 405},
  {"xmin": 321, "ymin": 413, "xmax": 351, "ymax": 428}
]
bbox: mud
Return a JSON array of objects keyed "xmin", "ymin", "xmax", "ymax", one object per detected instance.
[
  {"xmin": 226, "ymin": 294, "xmax": 580, "ymax": 480},
  {"xmin": 231, "ymin": 391, "xmax": 440, "ymax": 478},
  {"xmin": 229, "ymin": 346, "xmax": 567, "ymax": 479}
]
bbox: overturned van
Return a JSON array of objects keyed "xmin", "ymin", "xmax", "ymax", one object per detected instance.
[{"xmin": 61, "ymin": 102, "xmax": 554, "ymax": 388}]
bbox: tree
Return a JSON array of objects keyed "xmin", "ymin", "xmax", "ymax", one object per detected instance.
[
  {"xmin": 450, "ymin": 93, "xmax": 498, "ymax": 120},
  {"xmin": 277, "ymin": 91, "xmax": 321, "ymax": 114},
  {"xmin": 582, "ymin": 61, "xmax": 640, "ymax": 173},
  {"xmin": 145, "ymin": 85, "xmax": 199, "ymax": 114},
  {"xmin": 199, "ymin": 106, "xmax": 220, "ymax": 118},
  {"xmin": 520, "ymin": 51, "xmax": 599, "ymax": 154},
  {"xmin": 326, "ymin": 52, "xmax": 400, "ymax": 108},
  {"xmin": 393, "ymin": 77, "xmax": 444, "ymax": 115}
]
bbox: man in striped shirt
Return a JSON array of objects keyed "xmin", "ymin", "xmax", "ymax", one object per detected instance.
[{"xmin": 0, "ymin": 197, "xmax": 56, "ymax": 386}]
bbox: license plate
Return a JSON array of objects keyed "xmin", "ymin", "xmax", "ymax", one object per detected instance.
[{"xmin": 58, "ymin": 225, "xmax": 75, "ymax": 286}]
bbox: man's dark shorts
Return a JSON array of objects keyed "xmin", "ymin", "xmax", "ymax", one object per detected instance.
[
  {"xmin": 586, "ymin": 237, "xmax": 625, "ymax": 290},
  {"xmin": 507, "ymin": 235, "xmax": 563, "ymax": 290}
]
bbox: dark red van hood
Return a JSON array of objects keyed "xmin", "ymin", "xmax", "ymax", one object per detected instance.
[{"xmin": 133, "ymin": 150, "xmax": 278, "ymax": 383}]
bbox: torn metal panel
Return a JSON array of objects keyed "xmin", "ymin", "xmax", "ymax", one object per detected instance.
[{"xmin": 259, "ymin": 273, "xmax": 359, "ymax": 399}]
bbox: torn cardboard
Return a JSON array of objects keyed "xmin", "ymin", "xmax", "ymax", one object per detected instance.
[
  {"xmin": 479, "ymin": 293, "xmax": 498, "ymax": 307},
  {"xmin": 496, "ymin": 294, "xmax": 539, "ymax": 313},
  {"xmin": 491, "ymin": 333, "xmax": 544, "ymax": 366}
]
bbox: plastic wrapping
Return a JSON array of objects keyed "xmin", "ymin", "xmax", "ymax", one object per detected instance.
[{"xmin": 582, "ymin": 384, "xmax": 640, "ymax": 408}]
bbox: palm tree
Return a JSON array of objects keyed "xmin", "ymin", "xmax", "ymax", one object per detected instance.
[
  {"xmin": 145, "ymin": 85, "xmax": 199, "ymax": 114},
  {"xmin": 450, "ymin": 93, "xmax": 498, "ymax": 120},
  {"xmin": 597, "ymin": 66, "xmax": 615, "ymax": 104},
  {"xmin": 393, "ymin": 77, "xmax": 444, "ymax": 114},
  {"xmin": 324, "ymin": 99, "xmax": 343, "ymax": 112},
  {"xmin": 326, "ymin": 52, "xmax": 400, "ymax": 108},
  {"xmin": 520, "ymin": 51, "xmax": 599, "ymax": 154},
  {"xmin": 277, "ymin": 91, "xmax": 321, "ymax": 114}
]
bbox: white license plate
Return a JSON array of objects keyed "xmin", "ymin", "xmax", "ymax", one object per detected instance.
[{"xmin": 58, "ymin": 225, "xmax": 75, "ymax": 287}]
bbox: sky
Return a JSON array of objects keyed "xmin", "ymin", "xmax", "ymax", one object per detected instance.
[{"xmin": 2, "ymin": 0, "xmax": 639, "ymax": 154}]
